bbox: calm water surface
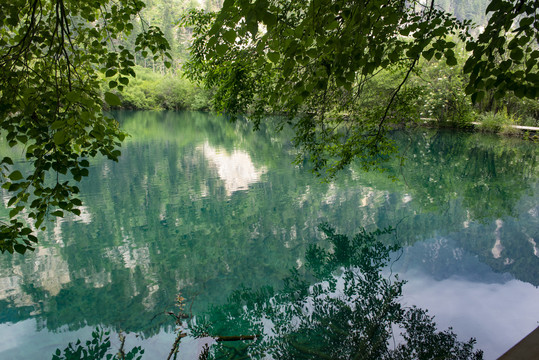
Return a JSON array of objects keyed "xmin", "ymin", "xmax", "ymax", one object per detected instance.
[{"xmin": 0, "ymin": 111, "xmax": 538, "ymax": 359}]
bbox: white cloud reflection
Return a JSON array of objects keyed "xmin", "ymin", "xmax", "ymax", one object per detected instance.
[
  {"xmin": 399, "ymin": 271, "xmax": 539, "ymax": 359},
  {"xmin": 199, "ymin": 142, "xmax": 267, "ymax": 196}
]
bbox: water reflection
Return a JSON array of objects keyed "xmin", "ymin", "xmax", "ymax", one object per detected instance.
[
  {"xmin": 51, "ymin": 225, "xmax": 485, "ymax": 360},
  {"xmin": 0, "ymin": 111, "xmax": 537, "ymax": 358},
  {"xmin": 198, "ymin": 142, "xmax": 267, "ymax": 196}
]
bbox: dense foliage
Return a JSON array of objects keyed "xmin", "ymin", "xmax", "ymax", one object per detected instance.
[
  {"xmin": 184, "ymin": 0, "xmax": 538, "ymax": 177},
  {"xmin": 184, "ymin": 0, "xmax": 470, "ymax": 178},
  {"xmin": 115, "ymin": 66, "xmax": 211, "ymax": 111},
  {"xmin": 0, "ymin": 0, "xmax": 170, "ymax": 253},
  {"xmin": 464, "ymin": 0, "xmax": 539, "ymax": 103}
]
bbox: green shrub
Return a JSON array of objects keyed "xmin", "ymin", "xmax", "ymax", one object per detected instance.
[
  {"xmin": 418, "ymin": 67, "xmax": 475, "ymax": 126},
  {"xmin": 477, "ymin": 109, "xmax": 520, "ymax": 135},
  {"xmin": 106, "ymin": 66, "xmax": 212, "ymax": 111}
]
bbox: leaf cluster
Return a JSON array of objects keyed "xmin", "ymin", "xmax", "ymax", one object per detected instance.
[
  {"xmin": 52, "ymin": 327, "xmax": 144, "ymax": 360},
  {"xmin": 0, "ymin": 0, "xmax": 170, "ymax": 253},
  {"xmin": 464, "ymin": 0, "xmax": 539, "ymax": 103},
  {"xmin": 183, "ymin": 0, "xmax": 469, "ymax": 178}
]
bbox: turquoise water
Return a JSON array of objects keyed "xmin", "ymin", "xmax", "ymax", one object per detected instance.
[{"xmin": 0, "ymin": 111, "xmax": 537, "ymax": 359}]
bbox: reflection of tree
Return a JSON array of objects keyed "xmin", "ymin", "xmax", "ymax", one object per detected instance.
[
  {"xmin": 52, "ymin": 327, "xmax": 143, "ymax": 360},
  {"xmin": 191, "ymin": 224, "xmax": 483, "ymax": 360},
  {"xmin": 385, "ymin": 130, "xmax": 538, "ymax": 222},
  {"xmin": 1, "ymin": 113, "xmax": 537, "ymax": 336}
]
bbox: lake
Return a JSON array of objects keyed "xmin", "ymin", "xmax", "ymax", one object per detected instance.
[{"xmin": 0, "ymin": 111, "xmax": 538, "ymax": 359}]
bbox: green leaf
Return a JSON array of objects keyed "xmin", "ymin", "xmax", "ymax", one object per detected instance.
[
  {"xmin": 8, "ymin": 183, "xmax": 20, "ymax": 192},
  {"xmin": 326, "ymin": 21, "xmax": 339, "ymax": 31},
  {"xmin": 471, "ymin": 91, "xmax": 485, "ymax": 104},
  {"xmin": 519, "ymin": 17, "xmax": 533, "ymax": 28},
  {"xmin": 486, "ymin": 0, "xmax": 502, "ymax": 13},
  {"xmin": 14, "ymin": 244, "xmax": 27, "ymax": 254},
  {"xmin": 267, "ymin": 52, "xmax": 280, "ymax": 63},
  {"xmin": 9, "ymin": 206, "xmax": 23, "ymax": 218},
  {"xmin": 53, "ymin": 131, "xmax": 67, "ymax": 145},
  {"xmin": 7, "ymin": 196, "xmax": 18, "ymax": 207},
  {"xmin": 51, "ymin": 120, "xmax": 64, "ymax": 130},
  {"xmin": 216, "ymin": 44, "xmax": 228, "ymax": 56},
  {"xmin": 510, "ymin": 48, "xmax": 524, "ymax": 61},
  {"xmin": 105, "ymin": 69, "xmax": 117, "ymax": 77},
  {"xmin": 8, "ymin": 170, "xmax": 23, "ymax": 181},
  {"xmin": 66, "ymin": 91, "xmax": 80, "ymax": 102},
  {"xmin": 422, "ymin": 48, "xmax": 435, "ymax": 61},
  {"xmin": 465, "ymin": 42, "xmax": 476, "ymax": 51},
  {"xmin": 262, "ymin": 11, "xmax": 277, "ymax": 27},
  {"xmin": 446, "ymin": 55, "xmax": 457, "ymax": 66},
  {"xmin": 2, "ymin": 157, "xmax": 14, "ymax": 165},
  {"xmin": 104, "ymin": 92, "xmax": 122, "ymax": 106},
  {"xmin": 51, "ymin": 210, "xmax": 64, "ymax": 218},
  {"xmin": 222, "ymin": 30, "xmax": 236, "ymax": 44}
]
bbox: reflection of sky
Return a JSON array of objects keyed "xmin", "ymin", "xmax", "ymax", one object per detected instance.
[
  {"xmin": 0, "ymin": 319, "xmax": 208, "ymax": 359},
  {"xmin": 389, "ymin": 236, "xmax": 539, "ymax": 359},
  {"xmin": 1, "ymin": 115, "xmax": 537, "ymax": 359},
  {"xmin": 0, "ymin": 320, "xmax": 94, "ymax": 359},
  {"xmin": 3, "ymin": 277, "xmax": 537, "ymax": 359},
  {"xmin": 396, "ymin": 261, "xmax": 539, "ymax": 360}
]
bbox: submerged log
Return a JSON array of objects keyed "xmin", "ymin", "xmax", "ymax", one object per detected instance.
[{"xmin": 215, "ymin": 335, "xmax": 259, "ymax": 342}]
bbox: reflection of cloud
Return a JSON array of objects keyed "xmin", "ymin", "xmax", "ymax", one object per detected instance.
[
  {"xmin": 50, "ymin": 205, "xmax": 93, "ymax": 245},
  {"xmin": 0, "ymin": 275, "xmax": 34, "ymax": 307},
  {"xmin": 199, "ymin": 142, "xmax": 267, "ymax": 196},
  {"xmin": 491, "ymin": 219, "xmax": 504, "ymax": 259},
  {"xmin": 105, "ymin": 230, "xmax": 151, "ymax": 272},
  {"xmin": 399, "ymin": 272, "xmax": 539, "ymax": 360},
  {"xmin": 528, "ymin": 236, "xmax": 539, "ymax": 257},
  {"xmin": 32, "ymin": 247, "xmax": 71, "ymax": 296},
  {"xmin": 402, "ymin": 194, "xmax": 412, "ymax": 204}
]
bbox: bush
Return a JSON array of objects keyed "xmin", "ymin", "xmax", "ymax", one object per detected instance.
[
  {"xmin": 477, "ymin": 110, "xmax": 520, "ymax": 135},
  {"xmin": 107, "ymin": 66, "xmax": 212, "ymax": 111},
  {"xmin": 417, "ymin": 60, "xmax": 475, "ymax": 126}
]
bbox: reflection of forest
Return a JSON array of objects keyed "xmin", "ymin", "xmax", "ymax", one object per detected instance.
[
  {"xmin": 0, "ymin": 111, "xmax": 537, "ymax": 334},
  {"xmin": 189, "ymin": 224, "xmax": 484, "ymax": 360}
]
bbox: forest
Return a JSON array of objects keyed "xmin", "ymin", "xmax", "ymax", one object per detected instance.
[
  {"xmin": 111, "ymin": 0, "xmax": 538, "ymax": 129},
  {"xmin": 94, "ymin": 0, "xmax": 538, "ymax": 131}
]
